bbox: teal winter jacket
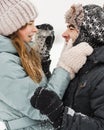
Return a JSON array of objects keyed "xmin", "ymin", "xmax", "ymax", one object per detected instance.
[{"xmin": 0, "ymin": 35, "xmax": 70, "ymax": 130}]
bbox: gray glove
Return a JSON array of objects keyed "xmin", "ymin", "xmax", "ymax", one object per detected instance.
[
  {"xmin": 34, "ymin": 24, "xmax": 55, "ymax": 60},
  {"xmin": 33, "ymin": 24, "xmax": 55, "ymax": 78}
]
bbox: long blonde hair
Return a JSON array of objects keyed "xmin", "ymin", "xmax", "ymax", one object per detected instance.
[{"xmin": 9, "ymin": 33, "xmax": 43, "ymax": 83}]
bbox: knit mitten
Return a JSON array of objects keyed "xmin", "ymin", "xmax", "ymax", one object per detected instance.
[
  {"xmin": 57, "ymin": 42, "xmax": 93, "ymax": 79},
  {"xmin": 30, "ymin": 87, "xmax": 64, "ymax": 129},
  {"xmin": 41, "ymin": 59, "xmax": 51, "ymax": 78},
  {"xmin": 35, "ymin": 23, "xmax": 55, "ymax": 60},
  {"xmin": 34, "ymin": 24, "xmax": 55, "ymax": 78}
]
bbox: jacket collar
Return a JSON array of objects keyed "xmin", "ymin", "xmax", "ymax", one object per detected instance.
[
  {"xmin": 0, "ymin": 35, "xmax": 33, "ymax": 54},
  {"xmin": 90, "ymin": 46, "xmax": 104, "ymax": 64},
  {"xmin": 78, "ymin": 46, "xmax": 104, "ymax": 75},
  {"xmin": 0, "ymin": 35, "xmax": 17, "ymax": 54}
]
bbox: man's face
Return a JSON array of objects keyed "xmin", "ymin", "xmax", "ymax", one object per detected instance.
[{"xmin": 62, "ymin": 24, "xmax": 79, "ymax": 44}]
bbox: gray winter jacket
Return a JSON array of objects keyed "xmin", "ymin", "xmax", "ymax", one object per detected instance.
[{"xmin": 0, "ymin": 35, "xmax": 70, "ymax": 130}]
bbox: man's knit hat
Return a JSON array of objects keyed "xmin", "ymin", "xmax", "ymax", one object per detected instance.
[
  {"xmin": 65, "ymin": 4, "xmax": 104, "ymax": 47},
  {"xmin": 0, "ymin": 0, "xmax": 38, "ymax": 36},
  {"xmin": 65, "ymin": 4, "xmax": 84, "ymax": 30}
]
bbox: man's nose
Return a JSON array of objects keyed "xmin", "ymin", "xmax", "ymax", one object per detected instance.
[{"xmin": 62, "ymin": 31, "xmax": 70, "ymax": 42}]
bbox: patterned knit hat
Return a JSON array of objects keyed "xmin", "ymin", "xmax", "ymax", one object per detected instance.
[
  {"xmin": 0, "ymin": 0, "xmax": 38, "ymax": 36},
  {"xmin": 65, "ymin": 4, "xmax": 104, "ymax": 47}
]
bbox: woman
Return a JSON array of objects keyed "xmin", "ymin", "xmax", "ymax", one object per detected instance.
[
  {"xmin": 30, "ymin": 4, "xmax": 104, "ymax": 130},
  {"xmin": 0, "ymin": 0, "xmax": 93, "ymax": 130}
]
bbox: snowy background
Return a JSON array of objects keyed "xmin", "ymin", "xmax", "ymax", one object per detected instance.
[{"xmin": 0, "ymin": 0, "xmax": 103, "ymax": 129}]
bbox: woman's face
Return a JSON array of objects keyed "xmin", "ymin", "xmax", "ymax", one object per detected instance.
[
  {"xmin": 62, "ymin": 24, "xmax": 79, "ymax": 44},
  {"xmin": 16, "ymin": 21, "xmax": 38, "ymax": 43}
]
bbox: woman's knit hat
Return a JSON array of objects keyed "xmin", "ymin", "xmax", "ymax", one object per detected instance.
[
  {"xmin": 0, "ymin": 0, "xmax": 38, "ymax": 36},
  {"xmin": 65, "ymin": 4, "xmax": 104, "ymax": 47}
]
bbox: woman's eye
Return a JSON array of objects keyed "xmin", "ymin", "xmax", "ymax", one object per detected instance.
[
  {"xmin": 28, "ymin": 23, "xmax": 33, "ymax": 25},
  {"xmin": 28, "ymin": 22, "xmax": 34, "ymax": 25}
]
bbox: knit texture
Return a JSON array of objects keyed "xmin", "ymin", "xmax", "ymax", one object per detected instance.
[
  {"xmin": 57, "ymin": 42, "xmax": 93, "ymax": 79},
  {"xmin": 0, "ymin": 0, "xmax": 38, "ymax": 36},
  {"xmin": 80, "ymin": 5, "xmax": 104, "ymax": 47},
  {"xmin": 32, "ymin": 24, "xmax": 55, "ymax": 78},
  {"xmin": 65, "ymin": 4, "xmax": 104, "ymax": 47},
  {"xmin": 34, "ymin": 24, "xmax": 55, "ymax": 60}
]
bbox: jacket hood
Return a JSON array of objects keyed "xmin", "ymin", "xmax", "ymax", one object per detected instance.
[
  {"xmin": 67, "ymin": 4, "xmax": 104, "ymax": 48},
  {"xmin": 0, "ymin": 35, "xmax": 17, "ymax": 53},
  {"xmin": 90, "ymin": 46, "xmax": 104, "ymax": 64},
  {"xmin": 79, "ymin": 46, "xmax": 104, "ymax": 74}
]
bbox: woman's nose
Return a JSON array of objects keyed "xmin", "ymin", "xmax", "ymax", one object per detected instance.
[{"xmin": 33, "ymin": 26, "xmax": 38, "ymax": 33}]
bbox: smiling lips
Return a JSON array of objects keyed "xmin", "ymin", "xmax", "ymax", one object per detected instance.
[{"xmin": 28, "ymin": 35, "xmax": 35, "ymax": 42}]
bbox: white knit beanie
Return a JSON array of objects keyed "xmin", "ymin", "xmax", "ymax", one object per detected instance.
[{"xmin": 0, "ymin": 0, "xmax": 38, "ymax": 36}]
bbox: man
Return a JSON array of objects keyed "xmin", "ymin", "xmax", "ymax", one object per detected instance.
[{"xmin": 30, "ymin": 4, "xmax": 104, "ymax": 130}]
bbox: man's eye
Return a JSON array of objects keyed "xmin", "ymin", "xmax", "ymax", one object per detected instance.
[
  {"xmin": 67, "ymin": 24, "xmax": 75, "ymax": 30},
  {"xmin": 69, "ymin": 27, "xmax": 75, "ymax": 30}
]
